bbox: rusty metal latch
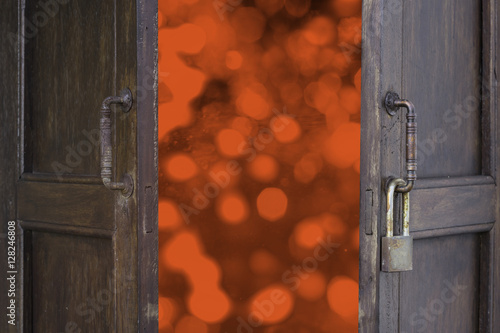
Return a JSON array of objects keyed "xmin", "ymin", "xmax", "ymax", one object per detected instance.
[{"xmin": 100, "ymin": 88, "xmax": 134, "ymax": 197}]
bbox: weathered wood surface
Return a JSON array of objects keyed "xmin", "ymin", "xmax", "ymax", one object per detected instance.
[
  {"xmin": 17, "ymin": 181, "xmax": 114, "ymax": 229},
  {"xmin": 0, "ymin": 1, "xmax": 20, "ymax": 332},
  {"xmin": 411, "ymin": 180, "xmax": 496, "ymax": 231},
  {"xmin": 0, "ymin": 0, "xmax": 158, "ymax": 332},
  {"xmin": 24, "ymin": 0, "xmax": 114, "ymax": 176},
  {"xmin": 360, "ymin": 0, "xmax": 499, "ymax": 331},
  {"xmin": 403, "ymin": 0, "xmax": 482, "ymax": 178}
]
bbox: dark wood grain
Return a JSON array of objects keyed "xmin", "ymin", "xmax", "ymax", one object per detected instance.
[
  {"xmin": 0, "ymin": 1, "xmax": 20, "ymax": 331},
  {"xmin": 360, "ymin": 0, "xmax": 499, "ymax": 331},
  {"xmin": 493, "ymin": 0, "xmax": 500, "ymax": 328},
  {"xmin": 400, "ymin": 234, "xmax": 480, "ymax": 332},
  {"xmin": 17, "ymin": 181, "xmax": 114, "ymax": 229},
  {"xmin": 114, "ymin": 0, "xmax": 140, "ymax": 331},
  {"xmin": 2, "ymin": 0, "xmax": 158, "ymax": 332},
  {"xmin": 412, "ymin": 223, "xmax": 493, "ymax": 240},
  {"xmin": 403, "ymin": 0, "xmax": 482, "ymax": 178},
  {"xmin": 31, "ymin": 232, "xmax": 115, "ymax": 332},
  {"xmin": 411, "ymin": 182, "xmax": 496, "ymax": 231},
  {"xmin": 414, "ymin": 175, "xmax": 494, "ymax": 189},
  {"xmin": 136, "ymin": 1, "xmax": 159, "ymax": 330},
  {"xmin": 479, "ymin": 231, "xmax": 493, "ymax": 331},
  {"xmin": 359, "ymin": 0, "xmax": 384, "ymax": 331},
  {"xmin": 19, "ymin": 220, "xmax": 114, "ymax": 239},
  {"xmin": 24, "ymin": 0, "xmax": 114, "ymax": 176}
]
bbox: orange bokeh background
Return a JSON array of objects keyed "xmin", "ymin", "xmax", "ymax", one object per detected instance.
[{"xmin": 158, "ymin": 0, "xmax": 361, "ymax": 331}]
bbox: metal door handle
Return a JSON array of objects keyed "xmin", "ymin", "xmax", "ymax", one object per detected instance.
[
  {"xmin": 100, "ymin": 88, "xmax": 134, "ymax": 197},
  {"xmin": 384, "ymin": 92, "xmax": 417, "ymax": 193}
]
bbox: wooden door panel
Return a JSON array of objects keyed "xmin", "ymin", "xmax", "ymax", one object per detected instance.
[
  {"xmin": 25, "ymin": 0, "xmax": 115, "ymax": 176},
  {"xmin": 400, "ymin": 234, "xmax": 480, "ymax": 332},
  {"xmin": 410, "ymin": 177, "xmax": 495, "ymax": 232},
  {"xmin": 360, "ymin": 0, "xmax": 498, "ymax": 331},
  {"xmin": 30, "ymin": 232, "xmax": 114, "ymax": 332},
  {"xmin": 9, "ymin": 0, "xmax": 158, "ymax": 331},
  {"xmin": 17, "ymin": 182, "xmax": 114, "ymax": 229},
  {"xmin": 399, "ymin": 0, "xmax": 492, "ymax": 331},
  {"xmin": 0, "ymin": 0, "xmax": 157, "ymax": 331},
  {"xmin": 402, "ymin": 0, "xmax": 482, "ymax": 178}
]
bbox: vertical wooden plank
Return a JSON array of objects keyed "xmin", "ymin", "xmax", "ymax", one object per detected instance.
[
  {"xmin": 115, "ymin": 0, "xmax": 140, "ymax": 331},
  {"xmin": 481, "ymin": 0, "xmax": 496, "ymax": 177},
  {"xmin": 479, "ymin": 232, "xmax": 493, "ymax": 332},
  {"xmin": 359, "ymin": 1, "xmax": 382, "ymax": 331},
  {"xmin": 18, "ymin": 2, "xmax": 27, "ymax": 331},
  {"xmin": 0, "ymin": 0, "xmax": 20, "ymax": 332},
  {"xmin": 479, "ymin": 1, "xmax": 497, "ymax": 332},
  {"xmin": 379, "ymin": 0, "xmax": 404, "ymax": 331},
  {"xmin": 136, "ymin": 0, "xmax": 159, "ymax": 331},
  {"xmin": 493, "ymin": 0, "xmax": 500, "ymax": 328},
  {"xmin": 359, "ymin": 0, "xmax": 404, "ymax": 330},
  {"xmin": 21, "ymin": 230, "xmax": 32, "ymax": 332}
]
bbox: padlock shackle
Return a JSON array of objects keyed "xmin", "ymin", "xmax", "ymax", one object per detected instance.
[
  {"xmin": 386, "ymin": 178, "xmax": 406, "ymax": 237},
  {"xmin": 403, "ymin": 192, "xmax": 410, "ymax": 236}
]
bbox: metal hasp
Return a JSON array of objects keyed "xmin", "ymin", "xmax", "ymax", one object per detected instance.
[
  {"xmin": 384, "ymin": 92, "xmax": 417, "ymax": 193},
  {"xmin": 100, "ymin": 88, "xmax": 134, "ymax": 198},
  {"xmin": 381, "ymin": 178, "xmax": 413, "ymax": 272}
]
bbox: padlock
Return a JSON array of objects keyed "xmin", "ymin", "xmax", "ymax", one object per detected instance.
[{"xmin": 381, "ymin": 178, "xmax": 413, "ymax": 272}]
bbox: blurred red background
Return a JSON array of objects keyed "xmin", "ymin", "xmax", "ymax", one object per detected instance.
[{"xmin": 158, "ymin": 0, "xmax": 362, "ymax": 331}]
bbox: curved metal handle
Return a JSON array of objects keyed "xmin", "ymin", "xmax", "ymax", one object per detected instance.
[
  {"xmin": 384, "ymin": 92, "xmax": 417, "ymax": 193},
  {"xmin": 100, "ymin": 88, "xmax": 134, "ymax": 197}
]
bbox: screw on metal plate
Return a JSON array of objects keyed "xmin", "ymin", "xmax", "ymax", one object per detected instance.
[
  {"xmin": 384, "ymin": 91, "xmax": 400, "ymax": 116},
  {"xmin": 119, "ymin": 88, "xmax": 133, "ymax": 113}
]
